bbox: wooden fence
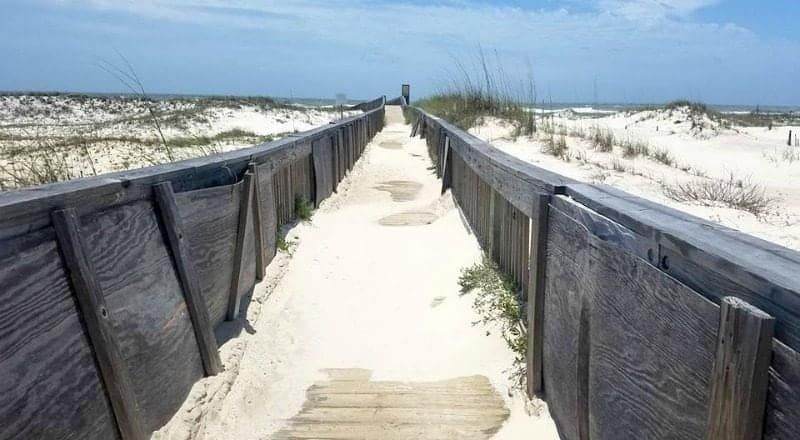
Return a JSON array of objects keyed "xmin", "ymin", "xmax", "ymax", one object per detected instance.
[
  {"xmin": 0, "ymin": 97, "xmax": 385, "ymax": 440},
  {"xmin": 408, "ymin": 105, "xmax": 800, "ymax": 440}
]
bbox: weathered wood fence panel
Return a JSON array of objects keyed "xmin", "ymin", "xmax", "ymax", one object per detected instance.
[
  {"xmin": 173, "ymin": 182, "xmax": 242, "ymax": 326},
  {"xmin": 407, "ymin": 103, "xmax": 800, "ymax": 440},
  {"xmin": 0, "ymin": 229, "xmax": 120, "ymax": 440},
  {"xmin": 80, "ymin": 201, "xmax": 205, "ymax": 433},
  {"xmin": 544, "ymin": 200, "xmax": 719, "ymax": 439},
  {"xmin": 0, "ymin": 98, "xmax": 384, "ymax": 439}
]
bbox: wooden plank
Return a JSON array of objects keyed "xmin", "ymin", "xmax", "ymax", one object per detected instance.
[
  {"xmin": 543, "ymin": 205, "xmax": 719, "ymax": 440},
  {"xmin": 52, "ymin": 209, "xmax": 146, "ymax": 440},
  {"xmin": 527, "ymin": 194, "xmax": 550, "ymax": 397},
  {"xmin": 174, "ymin": 183, "xmax": 241, "ymax": 326},
  {"xmin": 79, "ymin": 201, "xmax": 204, "ymax": 433},
  {"xmin": 706, "ymin": 297, "xmax": 774, "ymax": 440},
  {"xmin": 565, "ymin": 183, "xmax": 800, "ymax": 351},
  {"xmin": 228, "ymin": 172, "xmax": 255, "ymax": 321},
  {"xmin": 153, "ymin": 182, "xmax": 223, "ymax": 376},
  {"xmin": 764, "ymin": 341, "xmax": 800, "ymax": 439},
  {"xmin": 256, "ymin": 163, "xmax": 278, "ymax": 263},
  {"xmin": 312, "ymin": 136, "xmax": 334, "ymax": 206},
  {"xmin": 0, "ymin": 229, "xmax": 119, "ymax": 440},
  {"xmin": 248, "ymin": 163, "xmax": 266, "ymax": 280}
]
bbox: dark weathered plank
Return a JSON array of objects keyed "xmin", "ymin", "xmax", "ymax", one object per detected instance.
[
  {"xmin": 255, "ymin": 163, "xmax": 278, "ymax": 264},
  {"xmin": 544, "ymin": 205, "xmax": 719, "ymax": 440},
  {"xmin": 764, "ymin": 341, "xmax": 800, "ymax": 439},
  {"xmin": 79, "ymin": 201, "xmax": 204, "ymax": 433},
  {"xmin": 706, "ymin": 297, "xmax": 774, "ymax": 440},
  {"xmin": 0, "ymin": 228, "xmax": 120, "ymax": 440},
  {"xmin": 248, "ymin": 163, "xmax": 266, "ymax": 280},
  {"xmin": 565, "ymin": 183, "xmax": 800, "ymax": 351},
  {"xmin": 527, "ymin": 193, "xmax": 549, "ymax": 398},
  {"xmin": 228, "ymin": 172, "xmax": 255, "ymax": 321},
  {"xmin": 52, "ymin": 209, "xmax": 146, "ymax": 440},
  {"xmin": 312, "ymin": 136, "xmax": 335, "ymax": 206},
  {"xmin": 153, "ymin": 182, "xmax": 223, "ymax": 376},
  {"xmin": 174, "ymin": 183, "xmax": 241, "ymax": 327}
]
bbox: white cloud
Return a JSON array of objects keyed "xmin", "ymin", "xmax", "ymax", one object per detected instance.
[{"xmin": 32, "ymin": 0, "xmax": 798, "ymax": 103}]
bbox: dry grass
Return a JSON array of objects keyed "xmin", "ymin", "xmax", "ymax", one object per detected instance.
[{"xmin": 663, "ymin": 173, "xmax": 774, "ymax": 216}]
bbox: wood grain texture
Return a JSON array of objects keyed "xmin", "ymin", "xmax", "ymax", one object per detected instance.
[
  {"xmin": 312, "ymin": 136, "xmax": 335, "ymax": 206},
  {"xmin": 174, "ymin": 182, "xmax": 241, "ymax": 327},
  {"xmin": 79, "ymin": 201, "xmax": 204, "ymax": 434},
  {"xmin": 153, "ymin": 182, "xmax": 223, "ymax": 376},
  {"xmin": 706, "ymin": 297, "xmax": 774, "ymax": 440},
  {"xmin": 0, "ymin": 229, "xmax": 120, "ymax": 440},
  {"xmin": 764, "ymin": 341, "xmax": 800, "ymax": 439},
  {"xmin": 248, "ymin": 163, "xmax": 266, "ymax": 281},
  {"xmin": 52, "ymin": 209, "xmax": 146, "ymax": 440},
  {"xmin": 544, "ymin": 205, "xmax": 719, "ymax": 440},
  {"xmin": 527, "ymin": 193, "xmax": 549, "ymax": 397},
  {"xmin": 228, "ymin": 172, "xmax": 255, "ymax": 321},
  {"xmin": 565, "ymin": 183, "xmax": 800, "ymax": 351},
  {"xmin": 255, "ymin": 163, "xmax": 278, "ymax": 264}
]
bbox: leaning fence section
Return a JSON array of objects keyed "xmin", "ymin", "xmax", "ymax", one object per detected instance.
[
  {"xmin": 408, "ymin": 104, "xmax": 800, "ymax": 440},
  {"xmin": 0, "ymin": 97, "xmax": 385, "ymax": 440}
]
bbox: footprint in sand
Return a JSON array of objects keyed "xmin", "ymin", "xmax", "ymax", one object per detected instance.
[
  {"xmin": 378, "ymin": 211, "xmax": 439, "ymax": 226},
  {"xmin": 379, "ymin": 140, "xmax": 403, "ymax": 150},
  {"xmin": 374, "ymin": 180, "xmax": 422, "ymax": 202}
]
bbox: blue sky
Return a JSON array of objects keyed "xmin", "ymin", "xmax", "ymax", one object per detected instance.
[{"xmin": 1, "ymin": 0, "xmax": 798, "ymax": 105}]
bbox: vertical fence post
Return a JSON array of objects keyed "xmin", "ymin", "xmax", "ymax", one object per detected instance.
[
  {"xmin": 706, "ymin": 296, "xmax": 774, "ymax": 440},
  {"xmin": 228, "ymin": 172, "xmax": 255, "ymax": 321},
  {"xmin": 248, "ymin": 163, "xmax": 266, "ymax": 281},
  {"xmin": 153, "ymin": 182, "xmax": 223, "ymax": 376},
  {"xmin": 402, "ymin": 84, "xmax": 411, "ymax": 105},
  {"xmin": 52, "ymin": 208, "xmax": 146, "ymax": 440},
  {"xmin": 527, "ymin": 193, "xmax": 551, "ymax": 398}
]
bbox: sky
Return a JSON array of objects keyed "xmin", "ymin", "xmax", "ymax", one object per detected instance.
[{"xmin": 0, "ymin": 0, "xmax": 798, "ymax": 105}]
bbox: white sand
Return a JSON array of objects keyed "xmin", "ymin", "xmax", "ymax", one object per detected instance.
[
  {"xmin": 154, "ymin": 107, "xmax": 558, "ymax": 439},
  {"xmin": 470, "ymin": 110, "xmax": 800, "ymax": 251},
  {"xmin": 0, "ymin": 95, "xmax": 356, "ymax": 188}
]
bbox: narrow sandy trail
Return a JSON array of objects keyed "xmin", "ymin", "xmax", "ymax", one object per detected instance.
[{"xmin": 159, "ymin": 106, "xmax": 558, "ymax": 439}]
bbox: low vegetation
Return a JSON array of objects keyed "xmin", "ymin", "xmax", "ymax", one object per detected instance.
[
  {"xmin": 295, "ymin": 195, "xmax": 314, "ymax": 221},
  {"xmin": 416, "ymin": 50, "xmax": 536, "ymax": 135},
  {"xmin": 459, "ymin": 255, "xmax": 526, "ymax": 369},
  {"xmin": 663, "ymin": 173, "xmax": 774, "ymax": 216}
]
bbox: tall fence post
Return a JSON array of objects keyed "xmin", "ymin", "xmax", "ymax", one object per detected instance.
[
  {"xmin": 228, "ymin": 171, "xmax": 255, "ymax": 321},
  {"xmin": 52, "ymin": 208, "xmax": 146, "ymax": 440},
  {"xmin": 527, "ymin": 193, "xmax": 550, "ymax": 398},
  {"xmin": 402, "ymin": 84, "xmax": 410, "ymax": 106},
  {"xmin": 706, "ymin": 296, "xmax": 774, "ymax": 440},
  {"xmin": 153, "ymin": 182, "xmax": 223, "ymax": 376}
]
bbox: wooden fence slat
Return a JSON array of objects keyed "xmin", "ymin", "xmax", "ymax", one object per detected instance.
[
  {"xmin": 52, "ymin": 208, "xmax": 146, "ymax": 440},
  {"xmin": 248, "ymin": 163, "xmax": 265, "ymax": 281},
  {"xmin": 227, "ymin": 172, "xmax": 255, "ymax": 321},
  {"xmin": 153, "ymin": 182, "xmax": 223, "ymax": 376},
  {"xmin": 706, "ymin": 297, "xmax": 775, "ymax": 440},
  {"xmin": 527, "ymin": 193, "xmax": 550, "ymax": 397}
]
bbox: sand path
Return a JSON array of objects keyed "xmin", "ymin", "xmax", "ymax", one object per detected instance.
[{"xmin": 158, "ymin": 106, "xmax": 557, "ymax": 439}]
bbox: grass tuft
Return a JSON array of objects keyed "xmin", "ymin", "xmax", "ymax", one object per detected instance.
[
  {"xmin": 663, "ymin": 173, "xmax": 774, "ymax": 216},
  {"xmin": 295, "ymin": 195, "xmax": 314, "ymax": 221}
]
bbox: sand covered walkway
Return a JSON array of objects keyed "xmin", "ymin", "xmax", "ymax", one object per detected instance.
[{"xmin": 156, "ymin": 106, "xmax": 557, "ymax": 439}]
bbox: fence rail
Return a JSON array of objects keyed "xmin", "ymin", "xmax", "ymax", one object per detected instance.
[
  {"xmin": 407, "ymin": 103, "xmax": 800, "ymax": 440},
  {"xmin": 0, "ymin": 97, "xmax": 385, "ymax": 440}
]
